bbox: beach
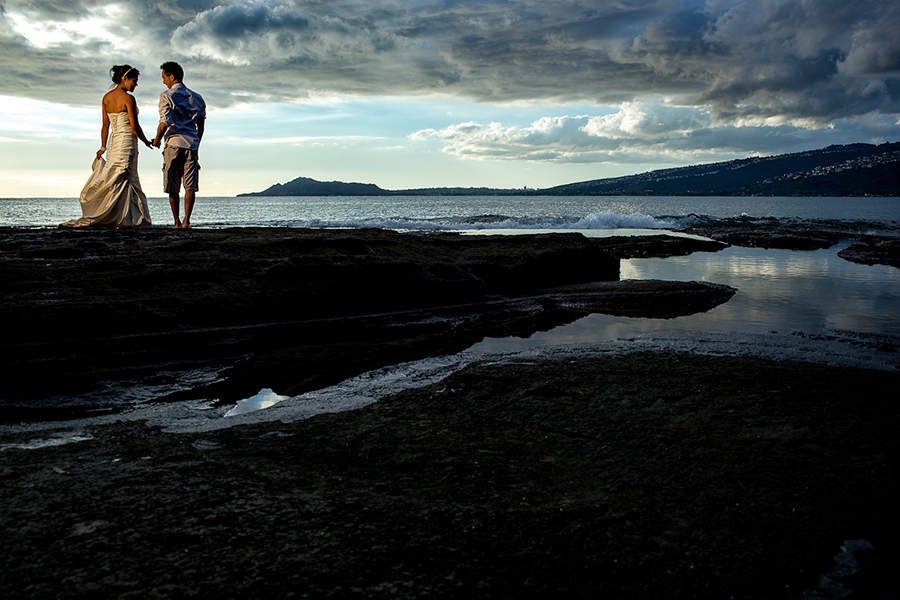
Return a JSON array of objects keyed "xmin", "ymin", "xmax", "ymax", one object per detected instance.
[{"xmin": 1, "ymin": 223, "xmax": 899, "ymax": 599}]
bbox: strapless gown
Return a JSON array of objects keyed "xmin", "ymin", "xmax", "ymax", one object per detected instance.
[{"xmin": 62, "ymin": 112, "xmax": 152, "ymax": 228}]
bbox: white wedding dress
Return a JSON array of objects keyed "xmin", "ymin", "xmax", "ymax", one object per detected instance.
[{"xmin": 62, "ymin": 111, "xmax": 152, "ymax": 228}]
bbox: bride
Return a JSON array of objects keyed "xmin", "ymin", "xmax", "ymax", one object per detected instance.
[{"xmin": 62, "ymin": 65, "xmax": 154, "ymax": 228}]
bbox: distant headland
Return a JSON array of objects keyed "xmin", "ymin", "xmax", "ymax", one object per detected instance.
[{"xmin": 238, "ymin": 142, "xmax": 900, "ymax": 197}]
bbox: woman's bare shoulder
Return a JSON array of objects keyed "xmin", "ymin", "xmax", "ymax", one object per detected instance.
[
  {"xmin": 102, "ymin": 89, "xmax": 134, "ymax": 113},
  {"xmin": 101, "ymin": 90, "xmax": 119, "ymax": 112}
]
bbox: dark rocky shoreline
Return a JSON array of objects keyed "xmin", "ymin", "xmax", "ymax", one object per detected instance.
[
  {"xmin": 838, "ymin": 238, "xmax": 900, "ymax": 268},
  {"xmin": 2, "ymin": 225, "xmax": 898, "ymax": 599},
  {"xmin": 680, "ymin": 224, "xmax": 900, "ymax": 262},
  {"xmin": 4, "ymin": 223, "xmax": 895, "ymax": 421},
  {"xmin": 0, "ymin": 227, "xmax": 731, "ymax": 419}
]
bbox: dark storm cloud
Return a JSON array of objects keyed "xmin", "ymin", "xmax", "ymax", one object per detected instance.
[
  {"xmin": 2, "ymin": 0, "xmax": 899, "ymax": 161},
  {"xmin": 4, "ymin": 0, "xmax": 898, "ymax": 112},
  {"xmin": 687, "ymin": 0, "xmax": 900, "ymax": 122},
  {"xmin": 181, "ymin": 1, "xmax": 309, "ymax": 37}
]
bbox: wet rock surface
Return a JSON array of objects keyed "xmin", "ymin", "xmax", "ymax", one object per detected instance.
[
  {"xmin": 0, "ymin": 227, "xmax": 732, "ymax": 417},
  {"xmin": 680, "ymin": 226, "xmax": 843, "ymax": 250},
  {"xmin": 590, "ymin": 233, "xmax": 726, "ymax": 258},
  {"xmin": 1, "ymin": 352, "xmax": 897, "ymax": 599},
  {"xmin": 680, "ymin": 224, "xmax": 900, "ymax": 269},
  {"xmin": 838, "ymin": 238, "xmax": 900, "ymax": 267}
]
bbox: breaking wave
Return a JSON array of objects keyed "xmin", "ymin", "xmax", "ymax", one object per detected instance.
[
  {"xmin": 249, "ymin": 210, "xmax": 679, "ymax": 231},
  {"xmin": 207, "ymin": 211, "xmax": 899, "ymax": 236}
]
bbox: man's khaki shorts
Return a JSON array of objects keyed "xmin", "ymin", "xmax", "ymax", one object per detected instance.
[{"xmin": 163, "ymin": 146, "xmax": 200, "ymax": 195}]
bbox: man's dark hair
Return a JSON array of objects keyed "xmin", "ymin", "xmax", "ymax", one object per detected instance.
[{"xmin": 160, "ymin": 61, "xmax": 184, "ymax": 81}]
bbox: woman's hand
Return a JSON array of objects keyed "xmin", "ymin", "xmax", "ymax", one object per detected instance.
[{"xmin": 96, "ymin": 147, "xmax": 106, "ymax": 160}]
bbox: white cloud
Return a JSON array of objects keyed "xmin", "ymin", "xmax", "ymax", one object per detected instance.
[
  {"xmin": 580, "ymin": 101, "xmax": 709, "ymax": 138},
  {"xmin": 410, "ymin": 100, "xmax": 717, "ymax": 163},
  {"xmin": 6, "ymin": 3, "xmax": 131, "ymax": 52},
  {"xmin": 411, "ymin": 98, "xmax": 900, "ymax": 164}
]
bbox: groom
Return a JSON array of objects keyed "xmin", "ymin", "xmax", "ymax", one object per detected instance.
[{"xmin": 152, "ymin": 61, "xmax": 206, "ymax": 229}]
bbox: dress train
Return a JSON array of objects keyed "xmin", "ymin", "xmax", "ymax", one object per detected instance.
[{"xmin": 62, "ymin": 111, "xmax": 151, "ymax": 228}]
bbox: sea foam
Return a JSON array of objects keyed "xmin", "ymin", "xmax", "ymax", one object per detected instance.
[{"xmin": 265, "ymin": 210, "xmax": 677, "ymax": 232}]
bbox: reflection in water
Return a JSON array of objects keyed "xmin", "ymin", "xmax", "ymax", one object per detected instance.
[{"xmin": 472, "ymin": 241, "xmax": 900, "ymax": 352}]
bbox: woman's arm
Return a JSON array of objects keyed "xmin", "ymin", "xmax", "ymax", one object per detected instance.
[
  {"xmin": 125, "ymin": 95, "xmax": 153, "ymax": 148},
  {"xmin": 97, "ymin": 108, "xmax": 110, "ymax": 160}
]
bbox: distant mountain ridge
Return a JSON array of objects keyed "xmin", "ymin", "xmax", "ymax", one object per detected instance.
[
  {"xmin": 245, "ymin": 176, "xmax": 390, "ymax": 196},
  {"xmin": 543, "ymin": 142, "xmax": 900, "ymax": 196},
  {"xmin": 238, "ymin": 142, "xmax": 900, "ymax": 197}
]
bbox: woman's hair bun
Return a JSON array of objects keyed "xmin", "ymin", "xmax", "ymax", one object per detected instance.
[{"xmin": 109, "ymin": 64, "xmax": 140, "ymax": 84}]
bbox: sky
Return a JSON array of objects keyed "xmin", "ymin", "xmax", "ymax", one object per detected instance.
[{"xmin": 1, "ymin": 0, "xmax": 899, "ymax": 197}]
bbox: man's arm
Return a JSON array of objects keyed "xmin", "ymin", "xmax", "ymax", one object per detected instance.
[
  {"xmin": 153, "ymin": 91, "xmax": 172, "ymax": 148},
  {"xmin": 197, "ymin": 118, "xmax": 205, "ymax": 144},
  {"xmin": 152, "ymin": 122, "xmax": 167, "ymax": 148}
]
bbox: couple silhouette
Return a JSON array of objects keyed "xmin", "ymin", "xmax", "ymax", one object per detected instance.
[{"xmin": 62, "ymin": 61, "xmax": 206, "ymax": 229}]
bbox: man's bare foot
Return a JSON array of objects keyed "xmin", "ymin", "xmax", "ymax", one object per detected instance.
[{"xmin": 182, "ymin": 221, "xmax": 191, "ymax": 230}]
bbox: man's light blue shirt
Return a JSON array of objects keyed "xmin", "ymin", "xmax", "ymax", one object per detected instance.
[{"xmin": 159, "ymin": 83, "xmax": 206, "ymax": 151}]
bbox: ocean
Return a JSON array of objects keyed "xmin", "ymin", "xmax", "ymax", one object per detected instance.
[
  {"xmin": 4, "ymin": 194, "xmax": 899, "ymax": 233},
  {"xmin": 2, "ymin": 194, "xmax": 899, "ymax": 431}
]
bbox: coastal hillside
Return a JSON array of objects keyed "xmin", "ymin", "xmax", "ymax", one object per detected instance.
[
  {"xmin": 243, "ymin": 176, "xmax": 391, "ymax": 196},
  {"xmin": 543, "ymin": 142, "xmax": 900, "ymax": 196},
  {"xmin": 239, "ymin": 142, "xmax": 900, "ymax": 197}
]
